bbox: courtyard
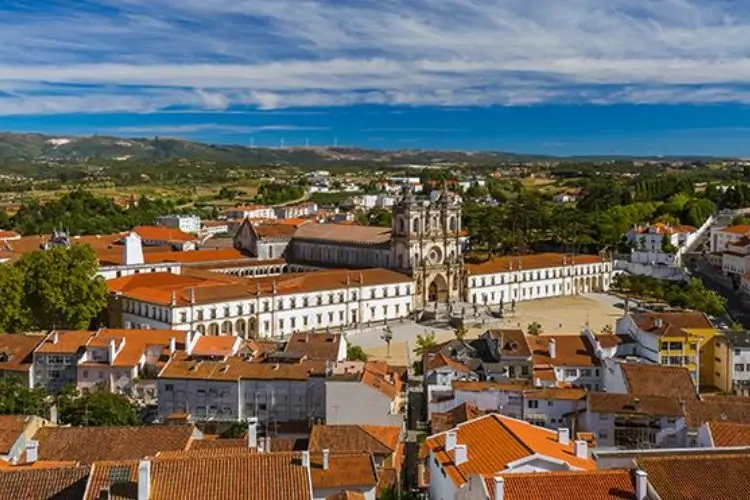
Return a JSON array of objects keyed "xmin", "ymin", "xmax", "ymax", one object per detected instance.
[{"xmin": 349, "ymin": 293, "xmax": 625, "ymax": 366}]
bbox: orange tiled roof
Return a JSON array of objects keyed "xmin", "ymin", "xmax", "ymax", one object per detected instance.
[
  {"xmin": 719, "ymin": 224, "xmax": 750, "ymax": 235},
  {"xmin": 108, "ymin": 267, "xmax": 411, "ymax": 306},
  {"xmin": 0, "ymin": 334, "xmax": 45, "ymax": 373},
  {"xmin": 485, "ymin": 469, "xmax": 637, "ymax": 500},
  {"xmin": 0, "ymin": 466, "xmax": 90, "ymax": 500},
  {"xmin": 483, "ymin": 329, "xmax": 532, "ymax": 357},
  {"xmin": 86, "ymin": 328, "xmax": 183, "ymax": 368},
  {"xmin": 309, "ymin": 452, "xmax": 378, "ymax": 490},
  {"xmin": 33, "ymin": 425, "xmax": 195, "ymax": 464},
  {"xmin": 253, "ymin": 223, "xmax": 298, "ymax": 239},
  {"xmin": 309, "ymin": 425, "xmax": 401, "ymax": 456},
  {"xmin": 707, "ymin": 421, "xmax": 750, "ymax": 447},
  {"xmin": 587, "ymin": 393, "xmax": 684, "ymax": 417},
  {"xmin": 630, "ymin": 311, "xmax": 714, "ymax": 335},
  {"xmin": 424, "ymin": 352, "xmax": 471, "ymax": 374},
  {"xmin": 36, "ymin": 330, "xmax": 95, "ymax": 354},
  {"xmin": 431, "ymin": 402, "xmax": 485, "ymax": 434},
  {"xmin": 284, "ymin": 332, "xmax": 343, "ymax": 361},
  {"xmin": 683, "ymin": 396, "xmax": 750, "ymax": 428},
  {"xmin": 98, "ymin": 248, "xmax": 252, "ymax": 267},
  {"xmin": 0, "ymin": 415, "xmax": 31, "ymax": 454},
  {"xmin": 528, "ymin": 334, "xmax": 601, "ymax": 368},
  {"xmin": 467, "ymin": 253, "xmax": 603, "ymax": 275},
  {"xmin": 0, "ymin": 230, "xmax": 20, "ymax": 239},
  {"xmin": 524, "ymin": 387, "xmax": 587, "ymax": 401},
  {"xmin": 87, "ymin": 452, "xmax": 312, "ymax": 500},
  {"xmin": 637, "ymin": 452, "xmax": 750, "ymax": 500},
  {"xmin": 451, "ymin": 380, "xmax": 532, "ymax": 392},
  {"xmin": 191, "ymin": 335, "xmax": 238, "ymax": 357},
  {"xmin": 621, "ymin": 363, "xmax": 699, "ymax": 400},
  {"xmin": 132, "ymin": 225, "xmax": 196, "ymax": 242},
  {"xmin": 425, "ymin": 414, "xmax": 596, "ymax": 488},
  {"xmin": 326, "ymin": 491, "xmax": 366, "ymax": 500},
  {"xmin": 159, "ymin": 351, "xmax": 327, "ymax": 381}
]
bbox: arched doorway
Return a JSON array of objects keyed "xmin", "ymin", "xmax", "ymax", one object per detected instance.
[
  {"xmin": 221, "ymin": 321, "xmax": 233, "ymax": 335},
  {"xmin": 428, "ymin": 274, "xmax": 449, "ymax": 303},
  {"xmin": 248, "ymin": 317, "xmax": 258, "ymax": 338},
  {"xmin": 208, "ymin": 323, "xmax": 219, "ymax": 335},
  {"xmin": 236, "ymin": 319, "xmax": 247, "ymax": 337},
  {"xmin": 196, "ymin": 324, "xmax": 206, "ymax": 335}
]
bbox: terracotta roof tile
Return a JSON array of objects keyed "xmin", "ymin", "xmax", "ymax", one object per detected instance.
[
  {"xmin": 451, "ymin": 380, "xmax": 532, "ymax": 393},
  {"xmin": 309, "ymin": 425, "xmax": 401, "ymax": 456},
  {"xmin": 0, "ymin": 415, "xmax": 30, "ymax": 454},
  {"xmin": 587, "ymin": 393, "xmax": 684, "ymax": 417},
  {"xmin": 718, "ymin": 224, "xmax": 750, "ymax": 235},
  {"xmin": 707, "ymin": 421, "xmax": 750, "ymax": 447},
  {"xmin": 326, "ymin": 490, "xmax": 366, "ymax": 500},
  {"xmin": 159, "ymin": 351, "xmax": 327, "ymax": 381},
  {"xmin": 483, "ymin": 329, "xmax": 532, "ymax": 357},
  {"xmin": 425, "ymin": 414, "xmax": 596, "ymax": 488},
  {"xmin": 0, "ymin": 334, "xmax": 45, "ymax": 373},
  {"xmin": 132, "ymin": 226, "xmax": 196, "ymax": 242},
  {"xmin": 621, "ymin": 363, "xmax": 699, "ymax": 400},
  {"xmin": 293, "ymin": 223, "xmax": 392, "ymax": 245},
  {"xmin": 309, "ymin": 452, "xmax": 378, "ymax": 490},
  {"xmin": 431, "ymin": 403, "xmax": 485, "ymax": 434},
  {"xmin": 36, "ymin": 330, "xmax": 95, "ymax": 354},
  {"xmin": 88, "ymin": 328, "xmax": 183, "ymax": 368},
  {"xmin": 253, "ymin": 223, "xmax": 298, "ymax": 239},
  {"xmin": 284, "ymin": 332, "xmax": 343, "ymax": 361},
  {"xmin": 525, "ymin": 387, "xmax": 587, "ymax": 401},
  {"xmin": 528, "ymin": 334, "xmax": 601, "ymax": 368},
  {"xmin": 108, "ymin": 267, "xmax": 411, "ymax": 307},
  {"xmin": 638, "ymin": 452, "xmax": 750, "ymax": 500},
  {"xmin": 467, "ymin": 253, "xmax": 604, "ymax": 275},
  {"xmin": 34, "ymin": 425, "xmax": 195, "ymax": 464},
  {"xmin": 87, "ymin": 452, "xmax": 312, "ymax": 500},
  {"xmin": 424, "ymin": 352, "xmax": 471, "ymax": 374},
  {"xmin": 485, "ymin": 469, "xmax": 637, "ymax": 500},
  {"xmin": 630, "ymin": 311, "xmax": 714, "ymax": 335},
  {"xmin": 683, "ymin": 396, "xmax": 750, "ymax": 428},
  {"xmin": 191, "ymin": 335, "xmax": 238, "ymax": 357},
  {"xmin": 0, "ymin": 466, "xmax": 90, "ymax": 500}
]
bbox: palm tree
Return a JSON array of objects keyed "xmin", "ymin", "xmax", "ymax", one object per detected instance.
[
  {"xmin": 527, "ymin": 321, "xmax": 543, "ymax": 336},
  {"xmin": 414, "ymin": 331, "xmax": 437, "ymax": 358}
]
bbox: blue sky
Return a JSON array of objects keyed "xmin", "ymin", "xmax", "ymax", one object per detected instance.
[{"xmin": 3, "ymin": 0, "xmax": 750, "ymax": 156}]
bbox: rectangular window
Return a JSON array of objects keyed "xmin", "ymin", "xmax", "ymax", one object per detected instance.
[
  {"xmin": 564, "ymin": 369, "xmax": 577, "ymax": 377},
  {"xmin": 736, "ymin": 364, "xmax": 745, "ymax": 372},
  {"xmin": 580, "ymin": 369, "xmax": 592, "ymax": 377},
  {"xmin": 180, "ymin": 312, "xmax": 187, "ymax": 323},
  {"xmin": 165, "ymin": 384, "xmax": 173, "ymax": 391},
  {"xmin": 527, "ymin": 400, "xmax": 539, "ymax": 409}
]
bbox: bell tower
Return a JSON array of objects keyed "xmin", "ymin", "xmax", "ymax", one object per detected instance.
[{"xmin": 391, "ymin": 187, "xmax": 464, "ymax": 308}]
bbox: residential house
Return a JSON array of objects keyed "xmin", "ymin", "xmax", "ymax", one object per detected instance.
[
  {"xmin": 430, "ymin": 402, "xmax": 485, "ymax": 434},
  {"xmin": 33, "ymin": 330, "xmax": 96, "ymax": 393},
  {"xmin": 456, "ymin": 469, "xmax": 642, "ymax": 500},
  {"xmin": 523, "ymin": 387, "xmax": 586, "ymax": 430},
  {"xmin": 326, "ymin": 361, "xmax": 403, "ymax": 427},
  {"xmin": 423, "ymin": 353, "xmax": 473, "ymax": 390},
  {"xmin": 615, "ymin": 311, "xmax": 718, "ymax": 386},
  {"xmin": 0, "ymin": 334, "xmax": 45, "ymax": 388},
  {"xmin": 276, "ymin": 202, "xmax": 319, "ymax": 219},
  {"xmin": 603, "ymin": 362, "xmax": 700, "ymax": 401},
  {"xmin": 710, "ymin": 224, "xmax": 750, "ymax": 253},
  {"xmin": 222, "ymin": 204, "xmax": 277, "ymax": 221},
  {"xmin": 722, "ymin": 236, "xmax": 750, "ymax": 278},
  {"xmin": 471, "ymin": 329, "xmax": 534, "ymax": 382},
  {"xmin": 428, "ymin": 380, "xmax": 530, "ymax": 420},
  {"xmin": 626, "ymin": 222, "xmax": 697, "ymax": 268},
  {"xmin": 424, "ymin": 414, "xmax": 596, "ymax": 500},
  {"xmin": 131, "ymin": 225, "xmax": 197, "ymax": 250},
  {"xmin": 682, "ymin": 395, "xmax": 750, "ymax": 445},
  {"xmin": 714, "ymin": 330, "xmax": 750, "ymax": 394},
  {"xmin": 234, "ymin": 220, "xmax": 298, "ymax": 260},
  {"xmin": 527, "ymin": 333, "xmax": 604, "ymax": 390},
  {"xmin": 578, "ymin": 393, "xmax": 686, "ymax": 449},
  {"xmin": 0, "ymin": 466, "xmax": 90, "ymax": 500},
  {"xmin": 154, "ymin": 215, "xmax": 202, "ymax": 234}
]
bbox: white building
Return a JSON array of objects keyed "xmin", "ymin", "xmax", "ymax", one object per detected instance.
[
  {"xmin": 155, "ymin": 215, "xmax": 202, "ymax": 234},
  {"xmin": 526, "ymin": 333, "xmax": 605, "ymax": 391},
  {"xmin": 465, "ymin": 253, "xmax": 613, "ymax": 307},
  {"xmin": 428, "ymin": 380, "xmax": 529, "ymax": 420},
  {"xmin": 222, "ymin": 205, "xmax": 276, "ymax": 221},
  {"xmin": 275, "ymin": 202, "xmax": 318, "ymax": 219},
  {"xmin": 107, "ymin": 267, "xmax": 414, "ymax": 338},
  {"xmin": 710, "ymin": 224, "xmax": 750, "ymax": 253},
  {"xmin": 523, "ymin": 387, "xmax": 586, "ymax": 430},
  {"xmin": 626, "ymin": 223, "xmax": 697, "ymax": 268},
  {"xmin": 722, "ymin": 236, "xmax": 750, "ymax": 277}
]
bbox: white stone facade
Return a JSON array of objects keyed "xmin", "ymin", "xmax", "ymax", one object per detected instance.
[{"xmin": 155, "ymin": 215, "xmax": 202, "ymax": 234}]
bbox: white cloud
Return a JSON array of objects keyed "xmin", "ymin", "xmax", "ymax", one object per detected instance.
[{"xmin": 2, "ymin": 0, "xmax": 750, "ymax": 112}]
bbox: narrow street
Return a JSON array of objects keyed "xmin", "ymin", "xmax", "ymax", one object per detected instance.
[{"xmin": 690, "ymin": 259, "xmax": 750, "ymax": 328}]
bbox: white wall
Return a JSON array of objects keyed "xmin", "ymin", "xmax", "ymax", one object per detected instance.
[{"xmin": 326, "ymin": 380, "xmax": 400, "ymax": 427}]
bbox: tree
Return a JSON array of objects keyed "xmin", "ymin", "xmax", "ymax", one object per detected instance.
[
  {"xmin": 527, "ymin": 321, "xmax": 543, "ymax": 336},
  {"xmin": 0, "ymin": 265, "xmax": 31, "ymax": 333},
  {"xmin": 454, "ymin": 325, "xmax": 468, "ymax": 341},
  {"xmin": 0, "ymin": 376, "xmax": 48, "ymax": 416},
  {"xmin": 59, "ymin": 388, "xmax": 138, "ymax": 427},
  {"xmin": 17, "ymin": 245, "xmax": 108, "ymax": 330},
  {"xmin": 381, "ymin": 326, "xmax": 394, "ymax": 359},
  {"xmin": 413, "ymin": 331, "xmax": 437, "ymax": 358},
  {"xmin": 661, "ymin": 235, "xmax": 677, "ymax": 254},
  {"xmin": 346, "ymin": 344, "xmax": 368, "ymax": 361}
]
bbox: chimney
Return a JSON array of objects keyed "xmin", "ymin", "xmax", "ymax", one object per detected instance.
[
  {"xmin": 108, "ymin": 339, "xmax": 117, "ymax": 365},
  {"xmin": 445, "ymin": 431, "xmax": 457, "ymax": 452},
  {"xmin": 574, "ymin": 440, "xmax": 588, "ymax": 459},
  {"xmin": 654, "ymin": 318, "xmax": 663, "ymax": 329},
  {"xmin": 323, "ymin": 449, "xmax": 330, "ymax": 470},
  {"xmin": 169, "ymin": 337, "xmax": 176, "ymax": 355},
  {"xmin": 557, "ymin": 428, "xmax": 570, "ymax": 445},
  {"xmin": 247, "ymin": 417, "xmax": 258, "ymax": 449},
  {"xmin": 138, "ymin": 460, "xmax": 151, "ymax": 500},
  {"xmin": 635, "ymin": 470, "xmax": 648, "ymax": 500},
  {"xmin": 549, "ymin": 339, "xmax": 556, "ymax": 359},
  {"xmin": 25, "ymin": 440, "xmax": 38, "ymax": 464},
  {"xmin": 301, "ymin": 451, "xmax": 311, "ymax": 468},
  {"xmin": 265, "ymin": 436, "xmax": 271, "ymax": 453},
  {"xmin": 258, "ymin": 437, "xmax": 266, "ymax": 454},
  {"xmin": 454, "ymin": 444, "xmax": 468, "ymax": 465},
  {"xmin": 52, "ymin": 332, "xmax": 59, "ymax": 344},
  {"xmin": 493, "ymin": 476, "xmax": 504, "ymax": 500},
  {"xmin": 534, "ymin": 377, "xmax": 542, "ymax": 388}
]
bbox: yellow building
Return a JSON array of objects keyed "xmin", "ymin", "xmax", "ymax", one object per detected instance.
[{"xmin": 620, "ymin": 312, "xmax": 718, "ymax": 389}]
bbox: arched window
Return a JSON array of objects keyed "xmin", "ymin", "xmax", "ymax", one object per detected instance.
[
  {"xmin": 412, "ymin": 218, "xmax": 420, "ymax": 233},
  {"xmin": 449, "ymin": 216, "xmax": 457, "ymax": 231},
  {"xmin": 399, "ymin": 218, "xmax": 405, "ymax": 233}
]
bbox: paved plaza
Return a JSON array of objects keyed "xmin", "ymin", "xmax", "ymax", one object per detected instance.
[{"xmin": 348, "ymin": 293, "xmax": 625, "ymax": 366}]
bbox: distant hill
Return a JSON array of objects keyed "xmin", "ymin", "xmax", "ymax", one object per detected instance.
[{"xmin": 0, "ymin": 131, "xmax": 735, "ymax": 168}]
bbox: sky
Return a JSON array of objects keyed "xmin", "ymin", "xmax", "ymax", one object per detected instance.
[{"xmin": 3, "ymin": 0, "xmax": 750, "ymax": 156}]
